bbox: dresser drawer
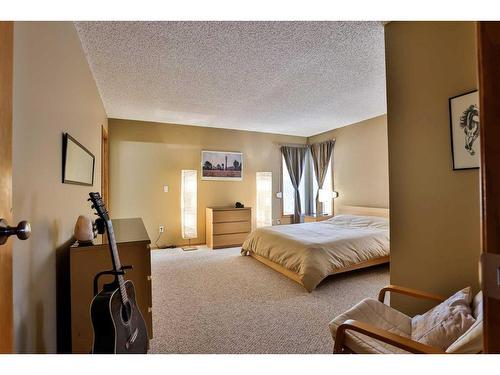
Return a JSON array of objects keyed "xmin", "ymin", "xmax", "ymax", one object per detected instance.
[
  {"xmin": 213, "ymin": 209, "xmax": 250, "ymax": 223},
  {"xmin": 212, "ymin": 232, "xmax": 249, "ymax": 248},
  {"xmin": 213, "ymin": 221, "xmax": 251, "ymax": 235}
]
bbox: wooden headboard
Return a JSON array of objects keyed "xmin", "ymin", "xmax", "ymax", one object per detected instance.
[{"xmin": 335, "ymin": 205, "xmax": 389, "ymax": 218}]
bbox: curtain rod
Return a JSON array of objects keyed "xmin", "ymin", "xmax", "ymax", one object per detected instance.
[
  {"xmin": 274, "ymin": 139, "xmax": 335, "ymax": 148},
  {"xmin": 273, "ymin": 141, "xmax": 308, "ymax": 148},
  {"xmin": 307, "ymin": 138, "xmax": 336, "ymax": 145}
]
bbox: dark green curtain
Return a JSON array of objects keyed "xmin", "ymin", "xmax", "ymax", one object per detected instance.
[
  {"xmin": 310, "ymin": 140, "xmax": 335, "ymax": 214},
  {"xmin": 281, "ymin": 145, "xmax": 307, "ymax": 223}
]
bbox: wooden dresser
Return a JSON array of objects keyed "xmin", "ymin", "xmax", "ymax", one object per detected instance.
[
  {"xmin": 206, "ymin": 207, "xmax": 252, "ymax": 249},
  {"xmin": 69, "ymin": 218, "xmax": 152, "ymax": 353}
]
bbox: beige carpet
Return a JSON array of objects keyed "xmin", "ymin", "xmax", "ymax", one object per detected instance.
[{"xmin": 149, "ymin": 246, "xmax": 389, "ymax": 354}]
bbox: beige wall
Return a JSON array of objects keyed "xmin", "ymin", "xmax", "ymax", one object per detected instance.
[
  {"xmin": 308, "ymin": 115, "xmax": 389, "ymax": 210},
  {"xmin": 385, "ymin": 22, "xmax": 480, "ymax": 314},
  {"xmin": 12, "ymin": 22, "xmax": 107, "ymax": 353},
  {"xmin": 109, "ymin": 119, "xmax": 306, "ymax": 247},
  {"xmin": 109, "ymin": 116, "xmax": 389, "ymax": 247}
]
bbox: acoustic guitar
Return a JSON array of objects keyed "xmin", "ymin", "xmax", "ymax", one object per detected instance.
[{"xmin": 88, "ymin": 192, "xmax": 148, "ymax": 354}]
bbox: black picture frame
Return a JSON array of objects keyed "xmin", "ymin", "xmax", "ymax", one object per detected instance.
[
  {"xmin": 448, "ymin": 90, "xmax": 480, "ymax": 171},
  {"xmin": 62, "ymin": 133, "xmax": 95, "ymax": 186}
]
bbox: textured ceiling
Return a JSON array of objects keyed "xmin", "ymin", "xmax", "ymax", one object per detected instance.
[{"xmin": 75, "ymin": 22, "xmax": 386, "ymax": 137}]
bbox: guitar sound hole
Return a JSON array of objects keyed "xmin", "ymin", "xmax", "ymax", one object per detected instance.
[{"xmin": 121, "ymin": 302, "xmax": 132, "ymax": 324}]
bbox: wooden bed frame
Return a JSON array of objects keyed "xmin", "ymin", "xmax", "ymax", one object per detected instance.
[{"xmin": 249, "ymin": 205, "xmax": 390, "ymax": 291}]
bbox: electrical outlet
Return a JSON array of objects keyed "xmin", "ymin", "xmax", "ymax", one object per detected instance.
[
  {"xmin": 159, "ymin": 225, "xmax": 165, "ymax": 233},
  {"xmin": 276, "ymin": 218, "xmax": 281, "ymax": 225},
  {"xmin": 163, "ymin": 185, "xmax": 169, "ymax": 193}
]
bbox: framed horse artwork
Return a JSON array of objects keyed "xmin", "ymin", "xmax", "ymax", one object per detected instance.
[{"xmin": 449, "ymin": 90, "xmax": 480, "ymax": 170}]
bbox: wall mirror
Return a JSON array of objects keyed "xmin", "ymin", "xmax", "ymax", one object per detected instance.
[{"xmin": 62, "ymin": 133, "xmax": 95, "ymax": 186}]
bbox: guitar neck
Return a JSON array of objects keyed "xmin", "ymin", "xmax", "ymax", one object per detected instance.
[
  {"xmin": 104, "ymin": 219, "xmax": 128, "ymax": 304},
  {"xmin": 105, "ymin": 220, "xmax": 121, "ymax": 270},
  {"xmin": 88, "ymin": 192, "xmax": 130, "ymax": 306}
]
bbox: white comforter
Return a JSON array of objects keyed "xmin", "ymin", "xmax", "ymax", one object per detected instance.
[{"xmin": 242, "ymin": 215, "xmax": 390, "ymax": 291}]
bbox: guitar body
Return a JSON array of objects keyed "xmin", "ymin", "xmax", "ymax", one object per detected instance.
[{"xmin": 91, "ymin": 280, "xmax": 148, "ymax": 354}]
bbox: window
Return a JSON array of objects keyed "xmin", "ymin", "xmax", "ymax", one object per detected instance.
[
  {"xmin": 181, "ymin": 170, "xmax": 197, "ymax": 239},
  {"xmin": 282, "ymin": 156, "xmax": 305, "ymax": 216},
  {"xmin": 312, "ymin": 156, "xmax": 333, "ymax": 215},
  {"xmin": 256, "ymin": 172, "xmax": 273, "ymax": 227}
]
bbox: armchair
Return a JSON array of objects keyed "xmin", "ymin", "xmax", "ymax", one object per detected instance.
[{"xmin": 330, "ymin": 284, "xmax": 483, "ymax": 354}]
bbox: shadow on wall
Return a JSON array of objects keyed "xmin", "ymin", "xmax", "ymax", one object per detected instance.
[
  {"xmin": 15, "ymin": 211, "xmax": 75, "ymax": 353},
  {"xmin": 55, "ymin": 227, "xmax": 76, "ymax": 354},
  {"xmin": 35, "ymin": 301, "xmax": 46, "ymax": 353},
  {"xmin": 15, "ymin": 193, "xmax": 43, "ymax": 353}
]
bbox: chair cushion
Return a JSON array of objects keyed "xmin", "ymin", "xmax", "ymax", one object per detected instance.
[
  {"xmin": 446, "ymin": 291, "xmax": 483, "ymax": 354},
  {"xmin": 329, "ymin": 298, "xmax": 412, "ymax": 354},
  {"xmin": 411, "ymin": 287, "xmax": 476, "ymax": 351}
]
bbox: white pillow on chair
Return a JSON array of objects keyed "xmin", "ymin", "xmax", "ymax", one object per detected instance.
[{"xmin": 411, "ymin": 287, "xmax": 476, "ymax": 351}]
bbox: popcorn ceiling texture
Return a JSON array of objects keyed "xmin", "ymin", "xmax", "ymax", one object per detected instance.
[{"xmin": 75, "ymin": 22, "xmax": 386, "ymax": 136}]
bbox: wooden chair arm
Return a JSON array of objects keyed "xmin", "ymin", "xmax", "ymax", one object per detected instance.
[
  {"xmin": 333, "ymin": 319, "xmax": 445, "ymax": 354},
  {"xmin": 378, "ymin": 284, "xmax": 447, "ymax": 304}
]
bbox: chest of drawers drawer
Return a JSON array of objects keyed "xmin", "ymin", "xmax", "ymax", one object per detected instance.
[
  {"xmin": 212, "ymin": 221, "xmax": 251, "ymax": 235},
  {"xmin": 213, "ymin": 209, "xmax": 251, "ymax": 223},
  {"xmin": 212, "ymin": 232, "xmax": 250, "ymax": 248}
]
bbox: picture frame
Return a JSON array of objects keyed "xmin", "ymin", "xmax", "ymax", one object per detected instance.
[
  {"xmin": 201, "ymin": 150, "xmax": 243, "ymax": 181},
  {"xmin": 62, "ymin": 133, "xmax": 95, "ymax": 186},
  {"xmin": 449, "ymin": 90, "xmax": 480, "ymax": 170}
]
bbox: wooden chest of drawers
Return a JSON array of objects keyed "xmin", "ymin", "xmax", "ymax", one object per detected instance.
[{"xmin": 206, "ymin": 207, "xmax": 252, "ymax": 249}]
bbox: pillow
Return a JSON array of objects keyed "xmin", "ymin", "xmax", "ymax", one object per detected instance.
[
  {"xmin": 411, "ymin": 287, "xmax": 476, "ymax": 351},
  {"xmin": 327, "ymin": 214, "xmax": 389, "ymax": 229}
]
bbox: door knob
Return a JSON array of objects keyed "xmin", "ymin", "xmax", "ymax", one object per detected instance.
[{"xmin": 0, "ymin": 219, "xmax": 31, "ymax": 245}]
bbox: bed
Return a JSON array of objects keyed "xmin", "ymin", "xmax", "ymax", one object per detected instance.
[{"xmin": 241, "ymin": 206, "xmax": 390, "ymax": 291}]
